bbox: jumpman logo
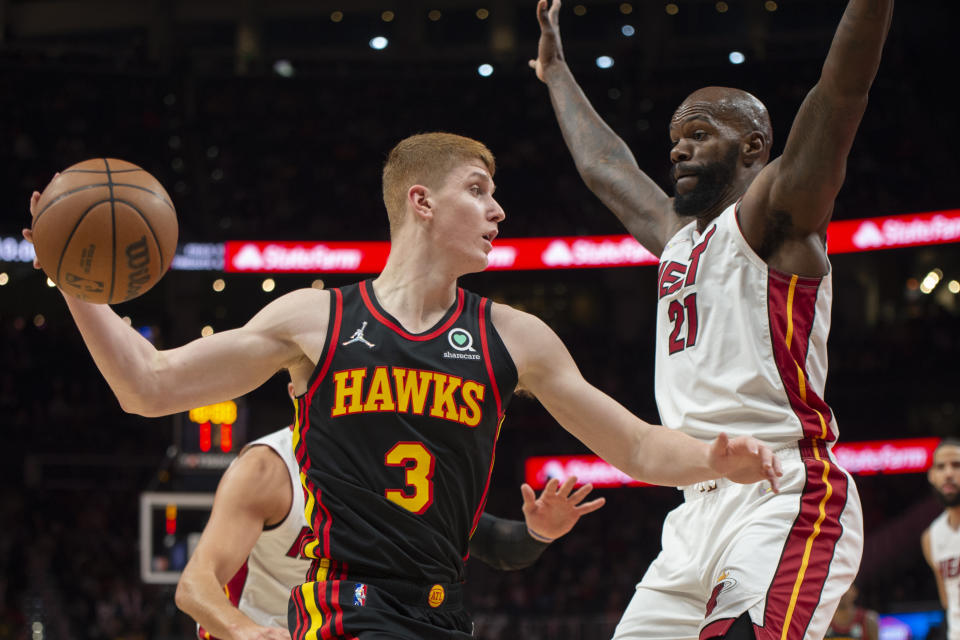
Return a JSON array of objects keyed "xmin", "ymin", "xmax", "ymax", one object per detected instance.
[{"xmin": 342, "ymin": 321, "xmax": 375, "ymax": 348}]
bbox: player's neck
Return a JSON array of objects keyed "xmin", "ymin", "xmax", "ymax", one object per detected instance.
[
  {"xmin": 371, "ymin": 262, "xmax": 459, "ymax": 334},
  {"xmin": 696, "ymin": 208, "xmax": 725, "ymax": 233}
]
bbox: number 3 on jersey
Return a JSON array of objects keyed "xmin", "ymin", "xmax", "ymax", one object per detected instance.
[
  {"xmin": 668, "ymin": 293, "xmax": 699, "ymax": 354},
  {"xmin": 384, "ymin": 441, "xmax": 436, "ymax": 514}
]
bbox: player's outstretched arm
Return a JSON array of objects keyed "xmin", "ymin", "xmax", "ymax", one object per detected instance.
[
  {"xmin": 493, "ymin": 304, "xmax": 782, "ymax": 489},
  {"xmin": 921, "ymin": 527, "xmax": 949, "ymax": 610},
  {"xmin": 23, "ymin": 190, "xmax": 327, "ymax": 416},
  {"xmin": 529, "ymin": 0, "xmax": 675, "ymax": 255},
  {"xmin": 740, "ymin": 0, "xmax": 893, "ymax": 244},
  {"xmin": 468, "ymin": 476, "xmax": 604, "ymax": 570},
  {"xmin": 175, "ymin": 446, "xmax": 293, "ymax": 640},
  {"xmin": 60, "ymin": 287, "xmax": 325, "ymax": 416}
]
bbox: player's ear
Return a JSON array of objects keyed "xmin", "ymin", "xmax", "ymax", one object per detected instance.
[
  {"xmin": 742, "ymin": 131, "xmax": 767, "ymax": 166},
  {"xmin": 408, "ymin": 185, "xmax": 433, "ymax": 221},
  {"xmin": 287, "ymin": 382, "xmax": 296, "ymax": 401}
]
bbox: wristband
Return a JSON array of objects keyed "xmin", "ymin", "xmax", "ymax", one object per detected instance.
[{"xmin": 526, "ymin": 527, "xmax": 556, "ymax": 543}]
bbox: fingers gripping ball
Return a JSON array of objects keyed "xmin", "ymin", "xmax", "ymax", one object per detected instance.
[{"xmin": 31, "ymin": 158, "xmax": 178, "ymax": 304}]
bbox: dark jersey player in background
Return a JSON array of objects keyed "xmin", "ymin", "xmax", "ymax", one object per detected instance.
[{"xmin": 25, "ymin": 132, "xmax": 781, "ymax": 639}]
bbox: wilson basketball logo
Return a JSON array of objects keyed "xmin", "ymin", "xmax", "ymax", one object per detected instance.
[{"xmin": 125, "ymin": 236, "xmax": 151, "ymax": 299}]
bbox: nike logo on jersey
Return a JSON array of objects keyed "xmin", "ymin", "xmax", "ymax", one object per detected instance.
[{"xmin": 331, "ymin": 366, "xmax": 486, "ymax": 427}]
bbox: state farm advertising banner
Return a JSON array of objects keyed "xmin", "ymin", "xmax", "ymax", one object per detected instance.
[
  {"xmin": 831, "ymin": 437, "xmax": 940, "ymax": 475},
  {"xmin": 224, "ymin": 240, "xmax": 391, "ymax": 273},
  {"xmin": 223, "ymin": 235, "xmax": 658, "ymax": 273},
  {"xmin": 524, "ymin": 437, "xmax": 941, "ymax": 489},
  {"xmin": 485, "ymin": 235, "xmax": 658, "ymax": 270},
  {"xmin": 827, "ymin": 209, "xmax": 960, "ymax": 253},
  {"xmin": 221, "ymin": 209, "xmax": 960, "ymax": 274}
]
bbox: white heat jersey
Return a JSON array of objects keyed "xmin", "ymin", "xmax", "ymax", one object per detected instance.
[
  {"xmin": 929, "ymin": 512, "xmax": 960, "ymax": 640},
  {"xmin": 198, "ymin": 428, "xmax": 311, "ymax": 639},
  {"xmin": 655, "ymin": 202, "xmax": 836, "ymax": 449}
]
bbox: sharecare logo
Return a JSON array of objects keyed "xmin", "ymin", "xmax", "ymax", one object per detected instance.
[
  {"xmin": 850, "ymin": 215, "xmax": 960, "ymax": 250},
  {"xmin": 230, "ymin": 243, "xmax": 363, "ymax": 272},
  {"xmin": 541, "ymin": 237, "xmax": 656, "ymax": 267}
]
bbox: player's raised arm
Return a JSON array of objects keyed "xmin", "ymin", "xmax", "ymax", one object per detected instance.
[
  {"xmin": 740, "ymin": 0, "xmax": 893, "ymax": 247},
  {"xmin": 529, "ymin": 0, "xmax": 676, "ymax": 255},
  {"xmin": 492, "ymin": 304, "xmax": 782, "ymax": 488},
  {"xmin": 175, "ymin": 446, "xmax": 293, "ymax": 640}
]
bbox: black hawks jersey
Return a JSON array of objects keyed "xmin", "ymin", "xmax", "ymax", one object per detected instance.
[{"xmin": 292, "ymin": 280, "xmax": 517, "ymax": 585}]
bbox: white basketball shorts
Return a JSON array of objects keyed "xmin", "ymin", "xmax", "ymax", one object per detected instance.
[{"xmin": 613, "ymin": 439, "xmax": 863, "ymax": 640}]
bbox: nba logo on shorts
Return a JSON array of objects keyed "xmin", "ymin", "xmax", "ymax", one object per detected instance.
[{"xmin": 353, "ymin": 583, "xmax": 367, "ymax": 607}]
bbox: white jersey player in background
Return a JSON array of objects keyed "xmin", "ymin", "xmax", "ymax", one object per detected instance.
[
  {"xmin": 530, "ymin": 0, "xmax": 893, "ymax": 637},
  {"xmin": 175, "ymin": 385, "xmax": 606, "ymax": 640},
  {"xmin": 922, "ymin": 439, "xmax": 960, "ymax": 640}
]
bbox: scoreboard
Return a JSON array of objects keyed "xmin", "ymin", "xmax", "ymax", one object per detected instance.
[
  {"xmin": 173, "ymin": 398, "xmax": 248, "ymax": 474},
  {"xmin": 139, "ymin": 398, "xmax": 249, "ymax": 583}
]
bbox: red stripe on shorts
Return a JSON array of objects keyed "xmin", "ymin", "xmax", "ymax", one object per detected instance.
[
  {"xmin": 759, "ymin": 445, "xmax": 848, "ymax": 639},
  {"xmin": 318, "ymin": 581, "xmax": 333, "ymax": 640}
]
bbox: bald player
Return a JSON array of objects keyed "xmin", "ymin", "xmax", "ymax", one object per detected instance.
[
  {"xmin": 922, "ymin": 438, "xmax": 960, "ymax": 640},
  {"xmin": 531, "ymin": 0, "xmax": 893, "ymax": 637}
]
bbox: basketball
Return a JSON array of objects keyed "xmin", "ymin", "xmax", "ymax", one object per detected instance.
[{"xmin": 30, "ymin": 158, "xmax": 178, "ymax": 304}]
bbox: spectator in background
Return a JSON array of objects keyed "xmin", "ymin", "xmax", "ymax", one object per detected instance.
[
  {"xmin": 825, "ymin": 584, "xmax": 878, "ymax": 640},
  {"xmin": 921, "ymin": 438, "xmax": 960, "ymax": 640}
]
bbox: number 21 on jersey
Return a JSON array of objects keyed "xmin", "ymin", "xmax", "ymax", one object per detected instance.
[{"xmin": 659, "ymin": 226, "xmax": 715, "ymax": 355}]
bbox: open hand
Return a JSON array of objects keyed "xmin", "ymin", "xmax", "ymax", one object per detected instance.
[
  {"xmin": 528, "ymin": 0, "xmax": 565, "ymax": 82},
  {"xmin": 521, "ymin": 475, "xmax": 605, "ymax": 541},
  {"xmin": 707, "ymin": 433, "xmax": 783, "ymax": 493}
]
